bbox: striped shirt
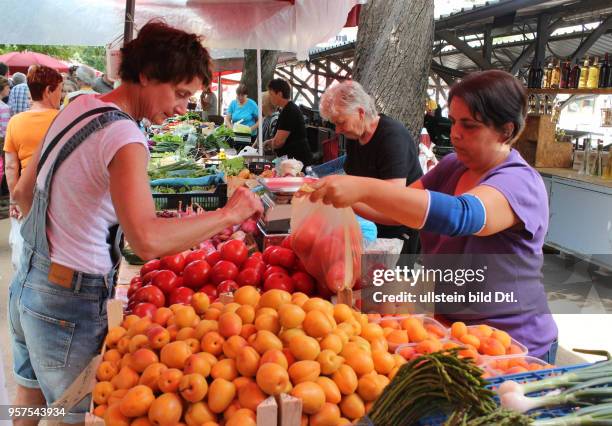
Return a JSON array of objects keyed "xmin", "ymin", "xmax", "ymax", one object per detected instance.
[
  {"xmin": 0, "ymin": 100, "xmax": 9, "ymax": 138},
  {"xmin": 8, "ymin": 83, "xmax": 31, "ymax": 116}
]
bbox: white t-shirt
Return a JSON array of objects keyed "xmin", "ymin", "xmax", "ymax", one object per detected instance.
[{"xmin": 36, "ymin": 95, "xmax": 147, "ymax": 274}]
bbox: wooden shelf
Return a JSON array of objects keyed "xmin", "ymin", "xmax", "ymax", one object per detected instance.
[{"xmin": 527, "ymin": 88, "xmax": 612, "ymax": 95}]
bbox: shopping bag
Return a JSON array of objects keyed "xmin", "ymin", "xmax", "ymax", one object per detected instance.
[{"xmin": 290, "ymin": 195, "xmax": 362, "ymax": 294}]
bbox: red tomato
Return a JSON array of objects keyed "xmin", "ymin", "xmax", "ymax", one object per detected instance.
[
  {"xmin": 217, "ymin": 280, "xmax": 239, "ymax": 294},
  {"xmin": 130, "ymin": 276, "xmax": 142, "ymax": 286},
  {"xmin": 184, "ymin": 250, "xmax": 208, "ymax": 265},
  {"xmin": 268, "ymin": 247, "xmax": 296, "ymax": 269},
  {"xmin": 250, "ymin": 252, "xmax": 263, "ymax": 261},
  {"xmin": 169, "ymin": 286, "xmax": 195, "ymax": 305},
  {"xmin": 199, "ymin": 284, "xmax": 218, "ymax": 301},
  {"xmin": 211, "ymin": 260, "xmax": 239, "ymax": 285},
  {"xmin": 236, "ymin": 268, "xmax": 262, "ymax": 288},
  {"xmin": 182, "ymin": 260, "xmax": 211, "ymax": 289},
  {"xmin": 141, "ymin": 270, "xmax": 160, "ymax": 286},
  {"xmin": 140, "ymin": 259, "xmax": 160, "ymax": 277},
  {"xmin": 262, "ymin": 245, "xmax": 281, "ymax": 264},
  {"xmin": 293, "ymin": 215, "xmax": 323, "ymax": 255},
  {"xmin": 152, "ymin": 270, "xmax": 178, "ymax": 295},
  {"xmin": 281, "ymin": 235, "xmax": 293, "ymax": 249},
  {"xmin": 206, "ymin": 250, "xmax": 222, "ymax": 267},
  {"xmin": 132, "ymin": 302, "xmax": 157, "ymax": 318},
  {"xmin": 175, "ymin": 276, "xmax": 184, "ymax": 288},
  {"xmin": 243, "ymin": 258, "xmax": 265, "ymax": 276},
  {"xmin": 264, "ymin": 273, "xmax": 294, "ymax": 293},
  {"xmin": 293, "ymin": 259, "xmax": 308, "ymax": 273},
  {"xmin": 132, "ymin": 285, "xmax": 166, "ymax": 308},
  {"xmin": 325, "ymin": 261, "xmax": 347, "ymax": 293},
  {"xmin": 264, "ymin": 265, "xmax": 288, "ymax": 281},
  {"xmin": 291, "ymin": 272, "xmax": 315, "ymax": 296},
  {"xmin": 127, "ymin": 280, "xmax": 145, "ymax": 298},
  {"xmin": 159, "ymin": 254, "xmax": 186, "ymax": 275},
  {"xmin": 220, "ymin": 240, "xmax": 249, "ymax": 267}
]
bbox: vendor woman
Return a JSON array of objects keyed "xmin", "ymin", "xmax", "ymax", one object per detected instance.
[
  {"xmin": 225, "ymin": 83, "xmax": 259, "ymax": 135},
  {"xmin": 308, "ymin": 70, "xmax": 558, "ymax": 362}
]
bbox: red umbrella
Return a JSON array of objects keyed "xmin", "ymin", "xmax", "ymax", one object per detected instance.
[{"xmin": 0, "ymin": 51, "xmax": 69, "ymax": 74}]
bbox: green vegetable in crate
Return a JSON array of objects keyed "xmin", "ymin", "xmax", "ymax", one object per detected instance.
[
  {"xmin": 221, "ymin": 157, "xmax": 246, "ymax": 176},
  {"xmin": 151, "ymin": 133, "xmax": 185, "ymax": 153},
  {"xmin": 366, "ymin": 350, "xmax": 496, "ymax": 426},
  {"xmin": 448, "ymin": 409, "xmax": 532, "ymax": 426},
  {"xmin": 147, "ymin": 159, "xmax": 213, "ymax": 180}
]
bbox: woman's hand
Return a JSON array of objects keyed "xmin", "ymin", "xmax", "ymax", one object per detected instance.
[
  {"xmin": 222, "ymin": 187, "xmax": 264, "ymax": 224},
  {"xmin": 308, "ymin": 175, "xmax": 366, "ymax": 208},
  {"xmin": 9, "ymin": 203, "xmax": 22, "ymax": 220}
]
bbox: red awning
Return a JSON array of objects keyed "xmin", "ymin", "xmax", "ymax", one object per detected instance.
[{"xmin": 0, "ymin": 51, "xmax": 69, "ymax": 74}]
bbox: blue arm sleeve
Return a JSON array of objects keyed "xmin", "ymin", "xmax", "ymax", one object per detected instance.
[{"xmin": 422, "ymin": 190, "xmax": 486, "ymax": 237}]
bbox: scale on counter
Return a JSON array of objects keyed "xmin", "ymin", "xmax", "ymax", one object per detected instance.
[{"xmin": 257, "ymin": 177, "xmax": 318, "ymax": 234}]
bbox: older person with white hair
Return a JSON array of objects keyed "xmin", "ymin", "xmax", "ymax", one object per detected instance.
[
  {"xmin": 319, "ymin": 80, "xmax": 422, "ymax": 258},
  {"xmin": 63, "ymin": 64, "xmax": 97, "ymax": 105}
]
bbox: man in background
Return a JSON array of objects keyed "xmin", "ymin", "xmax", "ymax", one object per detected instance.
[
  {"xmin": 8, "ymin": 72, "xmax": 31, "ymax": 116},
  {"xmin": 63, "ymin": 64, "xmax": 97, "ymax": 105}
]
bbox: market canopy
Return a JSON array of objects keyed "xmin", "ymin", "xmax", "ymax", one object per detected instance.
[
  {"xmin": 0, "ymin": 0, "xmax": 363, "ymax": 60},
  {"xmin": 0, "ymin": 51, "xmax": 69, "ymax": 74}
]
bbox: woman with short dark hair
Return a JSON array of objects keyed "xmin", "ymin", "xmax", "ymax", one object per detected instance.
[
  {"xmin": 264, "ymin": 78, "xmax": 313, "ymax": 166},
  {"xmin": 309, "ymin": 70, "xmax": 557, "ymax": 362},
  {"xmin": 225, "ymin": 83, "xmax": 259, "ymax": 135},
  {"xmin": 10, "ymin": 21, "xmax": 262, "ymax": 423}
]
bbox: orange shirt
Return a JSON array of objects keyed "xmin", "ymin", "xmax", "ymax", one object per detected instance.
[{"xmin": 4, "ymin": 109, "xmax": 58, "ymax": 170}]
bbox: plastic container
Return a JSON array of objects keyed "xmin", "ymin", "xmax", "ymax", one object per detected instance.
[
  {"xmin": 481, "ymin": 355, "xmax": 554, "ymax": 377},
  {"xmin": 455, "ymin": 324, "xmax": 528, "ymax": 357},
  {"xmin": 152, "ymin": 183, "xmax": 227, "ymax": 211}
]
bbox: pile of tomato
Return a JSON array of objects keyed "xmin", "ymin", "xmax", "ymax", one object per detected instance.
[{"xmin": 127, "ymin": 238, "xmax": 324, "ymax": 318}]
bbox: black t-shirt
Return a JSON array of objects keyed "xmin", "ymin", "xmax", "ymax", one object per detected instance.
[
  {"xmin": 275, "ymin": 101, "xmax": 313, "ymax": 166},
  {"xmin": 343, "ymin": 114, "xmax": 422, "ymax": 254}
]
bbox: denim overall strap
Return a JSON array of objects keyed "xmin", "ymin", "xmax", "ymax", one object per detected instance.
[{"xmin": 20, "ymin": 110, "xmax": 133, "ymax": 278}]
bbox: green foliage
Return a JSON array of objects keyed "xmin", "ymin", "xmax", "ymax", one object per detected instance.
[{"xmin": 0, "ymin": 45, "xmax": 106, "ymax": 72}]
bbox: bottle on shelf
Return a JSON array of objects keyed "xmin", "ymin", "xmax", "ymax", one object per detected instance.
[
  {"xmin": 543, "ymin": 62, "xmax": 553, "ymax": 88},
  {"xmin": 550, "ymin": 59, "xmax": 561, "ymax": 89},
  {"xmin": 568, "ymin": 59, "xmax": 581, "ymax": 89},
  {"xmin": 587, "ymin": 56, "xmax": 600, "ymax": 89},
  {"xmin": 599, "ymin": 53, "xmax": 610, "ymax": 88},
  {"xmin": 535, "ymin": 62, "xmax": 544, "ymax": 88},
  {"xmin": 559, "ymin": 61, "xmax": 571, "ymax": 89},
  {"xmin": 578, "ymin": 57, "xmax": 590, "ymax": 89}
]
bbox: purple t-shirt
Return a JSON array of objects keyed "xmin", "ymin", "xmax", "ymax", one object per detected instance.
[{"xmin": 420, "ymin": 149, "xmax": 558, "ymax": 358}]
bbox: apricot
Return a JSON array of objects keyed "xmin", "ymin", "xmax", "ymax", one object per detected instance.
[
  {"xmin": 482, "ymin": 337, "xmax": 506, "ymax": 356},
  {"xmin": 491, "ymin": 330, "xmax": 512, "ymax": 350},
  {"xmin": 371, "ymin": 350, "xmax": 395, "ymax": 375},
  {"xmin": 303, "ymin": 310, "xmax": 335, "ymax": 338},
  {"xmin": 207, "ymin": 378, "xmax": 236, "ymax": 413},
  {"xmin": 211, "ymin": 358, "xmax": 238, "ymax": 381},
  {"xmin": 104, "ymin": 349, "xmax": 122, "ymax": 365},
  {"xmin": 204, "ymin": 307, "xmax": 222, "ymax": 321},
  {"xmin": 157, "ymin": 368, "xmax": 183, "ymax": 393},
  {"xmin": 222, "ymin": 302, "xmax": 241, "ymax": 314},
  {"xmin": 316, "ymin": 376, "xmax": 342, "ymax": 404},
  {"xmin": 222, "ymin": 335, "xmax": 247, "ymax": 359},
  {"xmin": 289, "ymin": 334, "xmax": 320, "ymax": 361},
  {"xmin": 92, "ymin": 404, "xmax": 107, "ymax": 418},
  {"xmin": 450, "ymin": 321, "xmax": 468, "ymax": 340},
  {"xmin": 320, "ymin": 333, "xmax": 344, "ymax": 354},
  {"xmin": 289, "ymin": 360, "xmax": 321, "ymax": 384},
  {"xmin": 104, "ymin": 402, "xmax": 129, "ymax": 426},
  {"xmin": 236, "ymin": 346, "xmax": 261, "ymax": 377},
  {"xmin": 317, "ymin": 350, "xmax": 345, "ymax": 375},
  {"xmin": 160, "ymin": 340, "xmax": 191, "ymax": 369},
  {"xmin": 236, "ymin": 305, "xmax": 255, "ymax": 324},
  {"xmin": 97, "ymin": 360, "xmax": 119, "ymax": 382},
  {"xmin": 385, "ymin": 329, "xmax": 409, "ymax": 351},
  {"xmin": 190, "ymin": 292, "xmax": 210, "ymax": 314},
  {"xmin": 291, "ymin": 292, "xmax": 309, "ymax": 307},
  {"xmin": 415, "ymin": 339, "xmax": 443, "ymax": 355},
  {"xmin": 153, "ymin": 307, "xmax": 174, "ymax": 326},
  {"xmin": 278, "ymin": 303, "xmax": 306, "ymax": 329},
  {"xmin": 194, "ymin": 319, "xmax": 218, "ymax": 340},
  {"xmin": 93, "ymin": 381, "xmax": 114, "ymax": 405},
  {"xmin": 176, "ymin": 327, "xmax": 196, "ymax": 341},
  {"xmin": 119, "ymin": 385, "xmax": 155, "ymax": 418},
  {"xmin": 131, "ymin": 348, "xmax": 159, "ymax": 373},
  {"xmin": 147, "ymin": 326, "xmax": 170, "ymax": 350},
  {"xmin": 148, "ymin": 393, "xmax": 183, "ymax": 426},
  {"xmin": 127, "ymin": 317, "xmax": 152, "ymax": 338},
  {"xmin": 333, "ymin": 304, "xmax": 354, "ymax": 323},
  {"xmin": 238, "ymin": 382, "xmax": 267, "ymax": 411},
  {"xmin": 460, "ymin": 334, "xmax": 481, "ymax": 350},
  {"xmin": 139, "ymin": 363, "xmax": 167, "ymax": 392},
  {"xmin": 218, "ymin": 312, "xmax": 243, "ymax": 338},
  {"xmin": 332, "ymin": 365, "xmax": 358, "ymax": 395},
  {"xmin": 340, "ymin": 393, "xmax": 365, "ymax": 420},
  {"xmin": 251, "ymin": 330, "xmax": 283, "ymax": 354},
  {"xmin": 509, "ymin": 343, "xmax": 524, "ymax": 355},
  {"xmin": 175, "ymin": 306, "xmax": 199, "ymax": 329},
  {"xmin": 357, "ymin": 374, "xmax": 383, "ymax": 402},
  {"xmin": 344, "ymin": 350, "xmax": 374, "ymax": 377},
  {"xmin": 258, "ymin": 289, "xmax": 291, "ymax": 310},
  {"xmin": 291, "ymin": 381, "xmax": 325, "ymax": 415},
  {"xmin": 107, "ymin": 389, "xmax": 128, "ymax": 407},
  {"xmin": 310, "ymin": 402, "xmax": 341, "ymax": 426},
  {"xmin": 179, "ymin": 373, "xmax": 209, "ymax": 403},
  {"xmin": 254, "ymin": 313, "xmax": 281, "ymax": 334},
  {"xmin": 111, "ymin": 366, "xmax": 139, "ymax": 390},
  {"xmin": 256, "ymin": 363, "xmax": 290, "ymax": 396},
  {"xmin": 280, "ymin": 328, "xmax": 306, "ymax": 346},
  {"xmin": 106, "ymin": 326, "xmax": 127, "ymax": 347},
  {"xmin": 226, "ymin": 408, "xmax": 256, "ymax": 426},
  {"xmin": 201, "ymin": 331, "xmax": 225, "ymax": 356},
  {"xmin": 259, "ymin": 348, "xmax": 288, "ymax": 370},
  {"xmin": 184, "ymin": 401, "xmax": 216, "ymax": 426},
  {"xmin": 360, "ymin": 323, "xmax": 384, "ymax": 342},
  {"xmin": 240, "ymin": 324, "xmax": 258, "ymax": 340},
  {"xmin": 302, "ymin": 297, "xmax": 333, "ymax": 315},
  {"xmin": 234, "ymin": 285, "xmax": 260, "ymax": 307},
  {"xmin": 199, "ymin": 352, "xmax": 218, "ymax": 367}
]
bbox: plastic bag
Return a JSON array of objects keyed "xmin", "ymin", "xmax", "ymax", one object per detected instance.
[{"xmin": 290, "ymin": 196, "xmax": 363, "ymax": 295}]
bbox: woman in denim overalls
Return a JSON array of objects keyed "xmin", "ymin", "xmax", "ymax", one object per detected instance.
[{"xmin": 8, "ymin": 21, "xmax": 263, "ymax": 425}]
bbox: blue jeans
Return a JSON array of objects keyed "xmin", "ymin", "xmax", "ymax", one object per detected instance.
[{"xmin": 8, "ymin": 253, "xmax": 111, "ymax": 423}]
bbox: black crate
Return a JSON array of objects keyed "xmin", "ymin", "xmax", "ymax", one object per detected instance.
[{"xmin": 152, "ymin": 184, "xmax": 227, "ymax": 212}]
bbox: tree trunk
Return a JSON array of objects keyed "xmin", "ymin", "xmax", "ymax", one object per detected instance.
[
  {"xmin": 354, "ymin": 0, "xmax": 434, "ymax": 141},
  {"xmin": 240, "ymin": 49, "xmax": 281, "ymax": 101}
]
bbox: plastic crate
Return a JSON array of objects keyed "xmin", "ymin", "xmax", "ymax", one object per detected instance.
[
  {"xmin": 152, "ymin": 183, "xmax": 227, "ymax": 212},
  {"xmin": 309, "ymin": 155, "xmax": 346, "ymax": 177},
  {"xmin": 418, "ymin": 362, "xmax": 593, "ymax": 425}
]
